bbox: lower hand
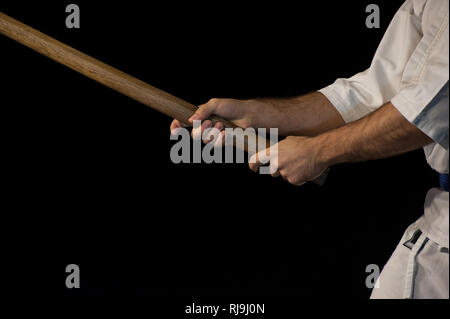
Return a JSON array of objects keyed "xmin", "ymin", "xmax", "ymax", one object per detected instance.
[{"xmin": 249, "ymin": 136, "xmax": 329, "ymax": 186}]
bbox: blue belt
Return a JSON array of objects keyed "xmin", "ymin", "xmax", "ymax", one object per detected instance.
[{"xmin": 439, "ymin": 173, "xmax": 449, "ymax": 192}]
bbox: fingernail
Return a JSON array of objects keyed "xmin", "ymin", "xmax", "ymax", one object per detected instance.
[
  {"xmin": 170, "ymin": 127, "xmax": 181, "ymax": 136},
  {"xmin": 203, "ymin": 120, "xmax": 212, "ymax": 128},
  {"xmin": 192, "ymin": 126, "xmax": 202, "ymax": 140},
  {"xmin": 215, "ymin": 122, "xmax": 224, "ymax": 131}
]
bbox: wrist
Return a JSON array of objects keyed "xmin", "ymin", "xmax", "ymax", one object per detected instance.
[
  {"xmin": 242, "ymin": 99, "xmax": 260, "ymax": 128},
  {"xmin": 312, "ymin": 131, "xmax": 345, "ymax": 168},
  {"xmin": 243, "ymin": 99, "xmax": 282, "ymax": 130}
]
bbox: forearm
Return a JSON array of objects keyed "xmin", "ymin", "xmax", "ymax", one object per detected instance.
[
  {"xmin": 248, "ymin": 91, "xmax": 345, "ymax": 136},
  {"xmin": 316, "ymin": 102, "xmax": 434, "ymax": 166}
]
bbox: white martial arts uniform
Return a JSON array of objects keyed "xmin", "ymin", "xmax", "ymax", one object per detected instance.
[{"xmin": 319, "ymin": 0, "xmax": 449, "ymax": 299}]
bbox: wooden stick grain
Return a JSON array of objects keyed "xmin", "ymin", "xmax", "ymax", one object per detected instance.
[
  {"xmin": 0, "ymin": 11, "xmax": 327, "ymax": 184},
  {"xmin": 0, "ymin": 11, "xmax": 235, "ymax": 128}
]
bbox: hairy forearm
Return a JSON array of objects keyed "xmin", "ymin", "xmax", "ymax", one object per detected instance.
[
  {"xmin": 248, "ymin": 91, "xmax": 345, "ymax": 136},
  {"xmin": 316, "ymin": 102, "xmax": 433, "ymax": 166}
]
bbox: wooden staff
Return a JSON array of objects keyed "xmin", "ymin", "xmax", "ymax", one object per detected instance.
[
  {"xmin": 0, "ymin": 11, "xmax": 327, "ymax": 184},
  {"xmin": 0, "ymin": 12, "xmax": 236, "ymax": 127}
]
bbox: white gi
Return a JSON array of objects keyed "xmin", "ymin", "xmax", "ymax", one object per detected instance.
[{"xmin": 319, "ymin": 0, "xmax": 449, "ymax": 299}]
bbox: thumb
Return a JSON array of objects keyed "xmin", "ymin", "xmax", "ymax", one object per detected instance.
[
  {"xmin": 249, "ymin": 145, "xmax": 275, "ymax": 173},
  {"xmin": 189, "ymin": 98, "xmax": 219, "ymax": 123}
]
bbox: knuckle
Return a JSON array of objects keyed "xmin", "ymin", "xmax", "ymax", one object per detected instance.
[
  {"xmin": 209, "ymin": 98, "xmax": 219, "ymax": 105},
  {"xmin": 196, "ymin": 106, "xmax": 206, "ymax": 114}
]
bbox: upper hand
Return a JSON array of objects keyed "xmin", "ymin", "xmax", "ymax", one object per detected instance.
[{"xmin": 170, "ymin": 98, "xmax": 253, "ymax": 142}]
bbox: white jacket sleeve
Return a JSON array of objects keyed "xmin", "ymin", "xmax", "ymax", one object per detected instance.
[
  {"xmin": 319, "ymin": 0, "xmax": 448, "ymax": 149},
  {"xmin": 390, "ymin": 0, "xmax": 449, "ymax": 150}
]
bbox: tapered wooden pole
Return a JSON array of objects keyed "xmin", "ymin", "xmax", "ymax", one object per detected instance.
[
  {"xmin": 0, "ymin": 11, "xmax": 236, "ymax": 128},
  {"xmin": 0, "ymin": 11, "xmax": 327, "ymax": 184}
]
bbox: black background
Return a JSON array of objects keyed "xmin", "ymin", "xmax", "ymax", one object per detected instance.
[{"xmin": 0, "ymin": 0, "xmax": 443, "ymax": 313}]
